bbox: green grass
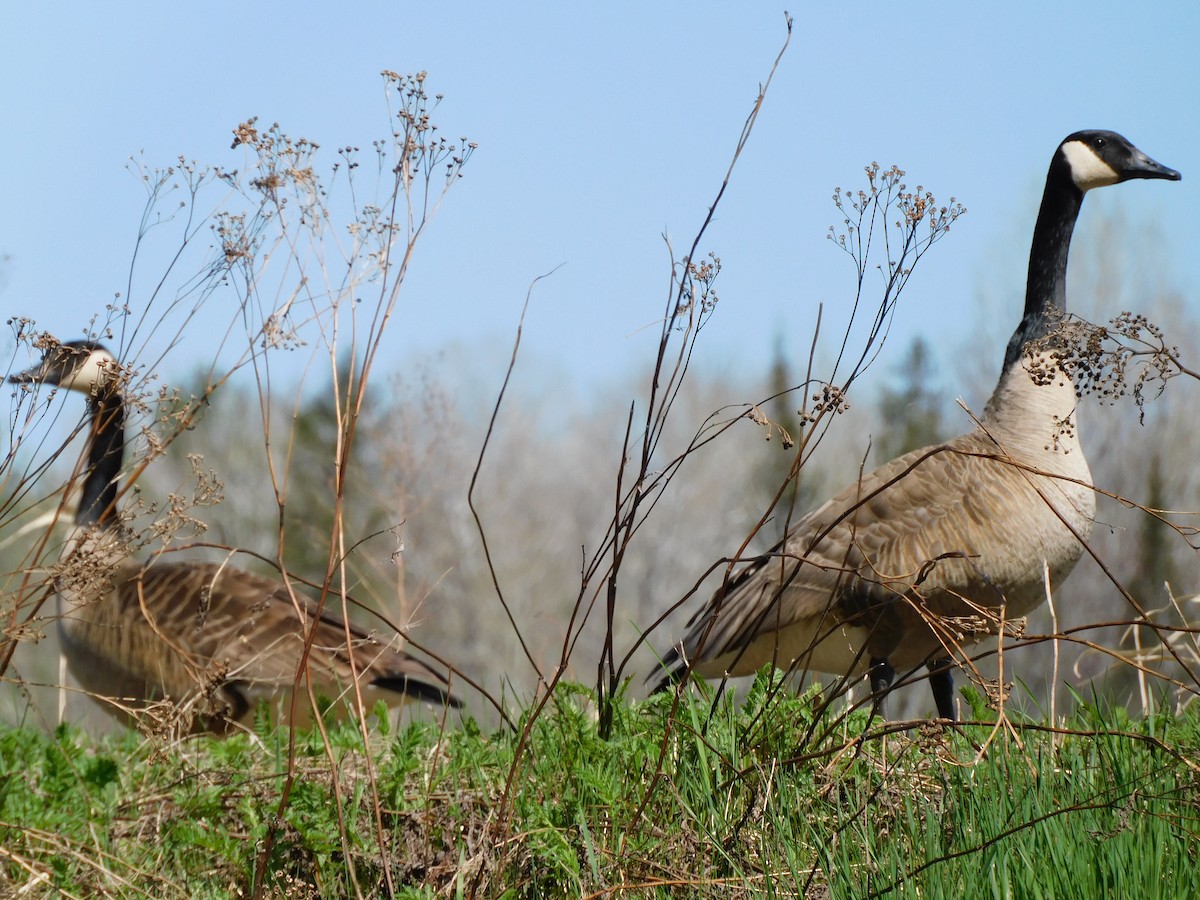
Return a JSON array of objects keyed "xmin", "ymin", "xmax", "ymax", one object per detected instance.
[{"xmin": 1, "ymin": 676, "xmax": 1198, "ymax": 897}]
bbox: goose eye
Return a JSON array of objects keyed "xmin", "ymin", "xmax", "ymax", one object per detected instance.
[{"xmin": 1093, "ymin": 137, "xmax": 1107, "ymax": 149}]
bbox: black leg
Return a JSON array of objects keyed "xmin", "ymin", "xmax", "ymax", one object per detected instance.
[
  {"xmin": 868, "ymin": 657, "xmax": 895, "ymax": 719},
  {"xmin": 927, "ymin": 658, "xmax": 956, "ymax": 721}
]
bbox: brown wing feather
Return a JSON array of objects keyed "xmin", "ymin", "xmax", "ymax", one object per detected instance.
[
  {"xmin": 62, "ymin": 558, "xmax": 458, "ymax": 730},
  {"xmin": 669, "ymin": 429, "xmax": 1088, "ymax": 678}
]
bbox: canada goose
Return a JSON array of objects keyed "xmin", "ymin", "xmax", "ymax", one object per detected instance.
[
  {"xmin": 652, "ymin": 131, "xmax": 1180, "ymax": 720},
  {"xmin": 10, "ymin": 339, "xmax": 461, "ymax": 733}
]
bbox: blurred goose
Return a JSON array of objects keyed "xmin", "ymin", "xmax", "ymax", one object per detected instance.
[
  {"xmin": 10, "ymin": 340, "xmax": 460, "ymax": 733},
  {"xmin": 653, "ymin": 131, "xmax": 1180, "ymax": 719}
]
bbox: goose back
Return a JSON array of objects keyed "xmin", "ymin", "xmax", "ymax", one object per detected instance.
[
  {"xmin": 58, "ymin": 557, "xmax": 457, "ymax": 729},
  {"xmin": 676, "ymin": 422, "xmax": 1094, "ymax": 683}
]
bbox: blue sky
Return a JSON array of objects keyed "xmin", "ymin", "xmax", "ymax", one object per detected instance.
[{"xmin": 2, "ymin": 3, "xmax": 1197, "ymax": 397}]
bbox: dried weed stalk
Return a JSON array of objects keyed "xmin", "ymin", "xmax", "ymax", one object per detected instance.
[{"xmin": 2, "ymin": 70, "xmax": 484, "ymax": 899}]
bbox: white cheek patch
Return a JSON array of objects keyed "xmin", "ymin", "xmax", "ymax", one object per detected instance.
[
  {"xmin": 61, "ymin": 351, "xmax": 118, "ymax": 392},
  {"xmin": 1062, "ymin": 141, "xmax": 1119, "ymax": 191}
]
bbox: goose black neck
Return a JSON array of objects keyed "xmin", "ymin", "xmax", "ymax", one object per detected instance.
[
  {"xmin": 1001, "ymin": 169, "xmax": 1085, "ymax": 371},
  {"xmin": 76, "ymin": 389, "xmax": 125, "ymax": 528}
]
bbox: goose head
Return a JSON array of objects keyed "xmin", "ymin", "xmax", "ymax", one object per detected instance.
[
  {"xmin": 1058, "ymin": 130, "xmax": 1181, "ymax": 193},
  {"xmin": 9, "ymin": 340, "xmax": 120, "ymax": 396}
]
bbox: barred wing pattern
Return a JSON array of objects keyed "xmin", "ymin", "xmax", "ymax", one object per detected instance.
[
  {"xmin": 58, "ymin": 559, "xmax": 459, "ymax": 730},
  {"xmin": 656, "ymin": 429, "xmax": 1092, "ymax": 688}
]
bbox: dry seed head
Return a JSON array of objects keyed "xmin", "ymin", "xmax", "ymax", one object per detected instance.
[
  {"xmin": 230, "ymin": 118, "xmax": 260, "ymax": 150},
  {"xmin": 1030, "ymin": 311, "xmax": 1182, "ymax": 423}
]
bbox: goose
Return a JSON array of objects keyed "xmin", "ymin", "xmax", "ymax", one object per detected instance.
[
  {"xmin": 10, "ymin": 339, "xmax": 461, "ymax": 733},
  {"xmin": 652, "ymin": 131, "xmax": 1180, "ymax": 720}
]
